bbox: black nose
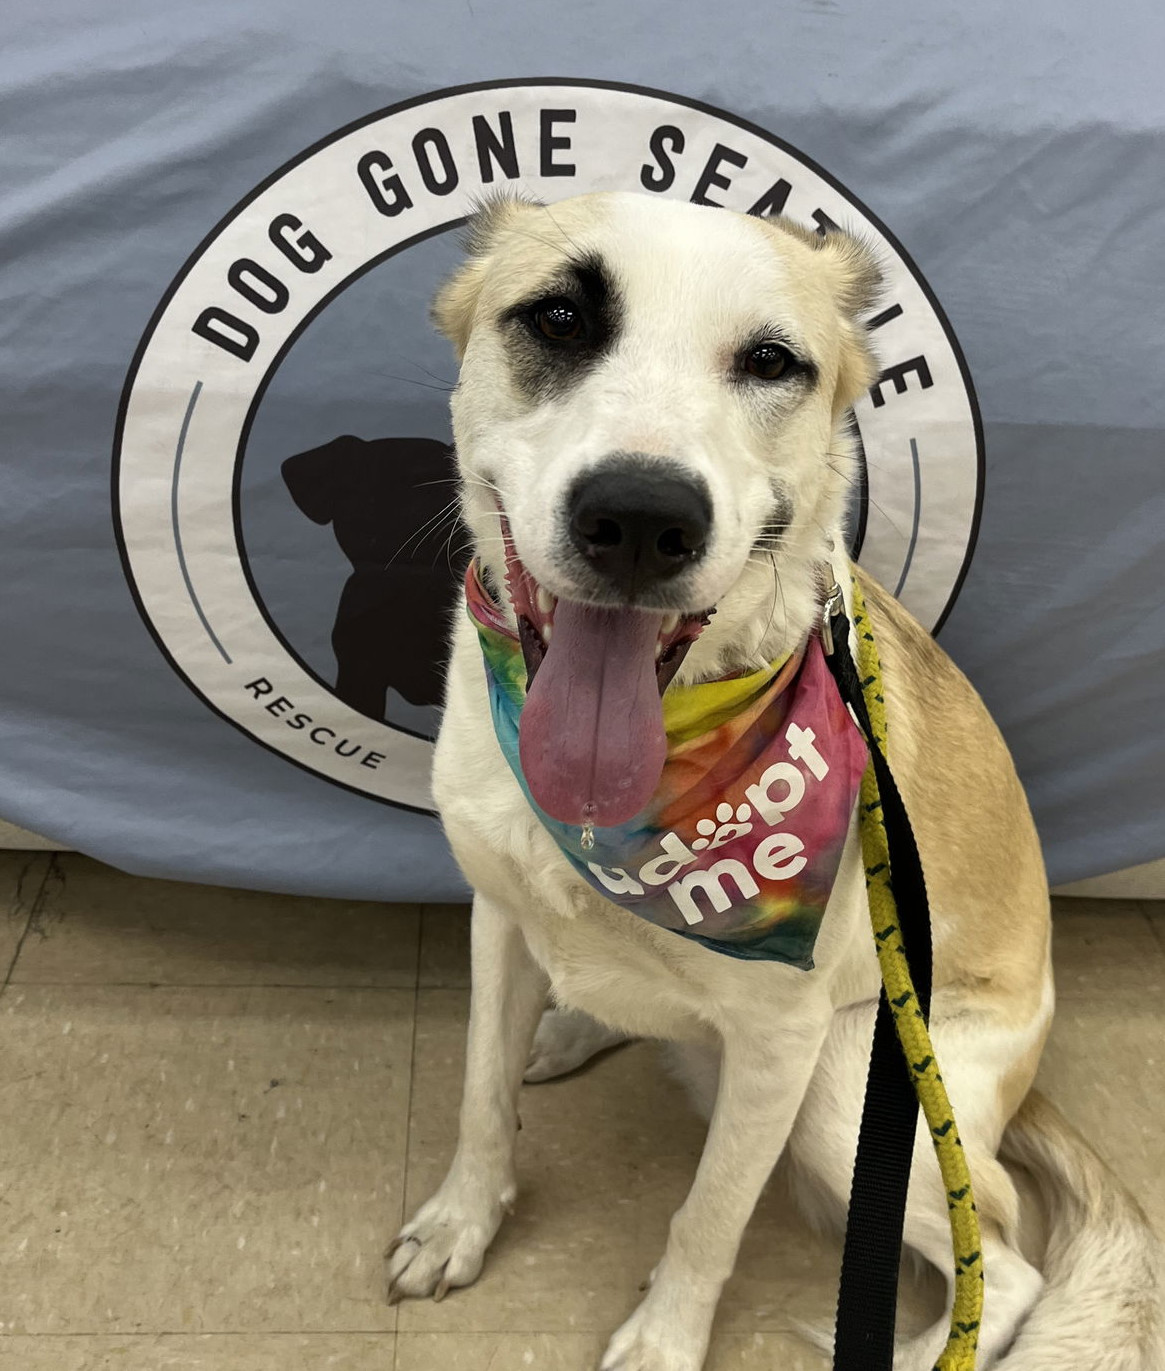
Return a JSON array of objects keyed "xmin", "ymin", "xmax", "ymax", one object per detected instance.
[{"xmin": 568, "ymin": 460, "xmax": 711, "ymax": 598}]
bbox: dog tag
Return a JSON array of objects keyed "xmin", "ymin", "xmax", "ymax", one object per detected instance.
[{"xmin": 580, "ymin": 802, "xmax": 597, "ymax": 851}]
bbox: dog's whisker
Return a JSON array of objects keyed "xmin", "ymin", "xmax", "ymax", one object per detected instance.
[
  {"xmin": 421, "ymin": 510, "xmax": 466, "ymax": 560},
  {"xmin": 826, "ymin": 460, "xmax": 859, "ymax": 489},
  {"xmin": 391, "ymin": 357, "xmax": 458, "ymax": 388},
  {"xmin": 808, "ymin": 516, "xmax": 841, "ymax": 552},
  {"xmin": 383, "ymin": 500, "xmax": 464, "ymax": 568},
  {"xmin": 438, "ymin": 532, "xmax": 473, "ymax": 571},
  {"xmin": 757, "ymin": 552, "xmax": 788, "ymax": 665},
  {"xmin": 823, "ymin": 459, "xmax": 908, "ymax": 538},
  {"xmin": 395, "ymin": 498, "xmax": 462, "ymax": 552},
  {"xmin": 538, "ymin": 205, "xmax": 587, "ymax": 260},
  {"xmin": 380, "ymin": 372, "xmax": 457, "ymax": 394},
  {"xmin": 460, "ymin": 468, "xmax": 504, "ymax": 497},
  {"xmin": 513, "ymin": 213, "xmax": 587, "ymax": 261}
]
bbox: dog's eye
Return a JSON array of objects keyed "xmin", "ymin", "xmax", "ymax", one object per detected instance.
[
  {"xmin": 532, "ymin": 299, "xmax": 584, "ymax": 341},
  {"xmin": 743, "ymin": 343, "xmax": 793, "ymax": 380}
]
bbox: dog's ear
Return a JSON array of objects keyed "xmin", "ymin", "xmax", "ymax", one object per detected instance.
[
  {"xmin": 431, "ymin": 193, "xmax": 543, "ymax": 356},
  {"xmin": 281, "ymin": 435, "xmax": 363, "ymax": 524},
  {"xmin": 769, "ymin": 219, "xmax": 884, "ymax": 415},
  {"xmin": 817, "ymin": 233, "xmax": 884, "ymax": 323},
  {"xmin": 826, "ymin": 234, "xmax": 883, "ymax": 416},
  {"xmin": 767, "ymin": 217, "xmax": 884, "ymax": 315}
]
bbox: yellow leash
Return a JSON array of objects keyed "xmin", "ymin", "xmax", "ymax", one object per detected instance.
[{"xmin": 851, "ymin": 579, "xmax": 983, "ymax": 1371}]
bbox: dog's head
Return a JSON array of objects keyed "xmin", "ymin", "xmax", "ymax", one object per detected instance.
[{"xmin": 435, "ymin": 191, "xmax": 881, "ymax": 826}]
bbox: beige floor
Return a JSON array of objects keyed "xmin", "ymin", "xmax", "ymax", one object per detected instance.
[{"xmin": 0, "ymin": 852, "xmax": 1161, "ymax": 1371}]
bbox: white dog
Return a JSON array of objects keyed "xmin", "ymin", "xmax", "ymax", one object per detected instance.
[{"xmin": 386, "ymin": 191, "xmax": 1162, "ymax": 1371}]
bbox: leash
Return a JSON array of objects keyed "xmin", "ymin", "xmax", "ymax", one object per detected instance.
[{"xmin": 824, "ymin": 578, "xmax": 983, "ymax": 1371}]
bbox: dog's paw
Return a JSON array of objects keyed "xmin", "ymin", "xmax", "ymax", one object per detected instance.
[
  {"xmin": 524, "ymin": 1007, "xmax": 631, "ymax": 1083},
  {"xmin": 598, "ymin": 1297, "xmax": 711, "ymax": 1371},
  {"xmin": 384, "ymin": 1182, "xmax": 511, "ymax": 1304}
]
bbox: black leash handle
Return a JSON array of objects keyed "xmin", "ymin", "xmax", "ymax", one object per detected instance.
[{"xmin": 824, "ymin": 593, "xmax": 934, "ymax": 1371}]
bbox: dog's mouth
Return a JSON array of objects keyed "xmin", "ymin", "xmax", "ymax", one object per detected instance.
[
  {"xmin": 505, "ymin": 552, "xmax": 709, "ymax": 695},
  {"xmin": 496, "ymin": 527, "xmax": 711, "ymax": 830}
]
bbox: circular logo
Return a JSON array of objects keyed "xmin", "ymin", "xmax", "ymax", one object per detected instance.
[{"xmin": 113, "ymin": 78, "xmax": 983, "ymax": 813}]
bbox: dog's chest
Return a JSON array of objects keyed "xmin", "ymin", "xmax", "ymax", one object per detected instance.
[
  {"xmin": 520, "ymin": 884, "xmax": 721, "ymax": 1036},
  {"xmin": 489, "ymin": 816, "xmax": 823, "ymax": 1039},
  {"xmin": 450, "ymin": 804, "xmax": 740, "ymax": 1037},
  {"xmin": 436, "ymin": 640, "xmax": 851, "ymax": 1032}
]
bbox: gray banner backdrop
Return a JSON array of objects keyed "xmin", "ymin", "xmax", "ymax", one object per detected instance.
[{"xmin": 2, "ymin": 0, "xmax": 1163, "ymax": 898}]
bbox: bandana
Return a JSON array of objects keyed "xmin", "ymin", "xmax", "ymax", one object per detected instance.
[{"xmin": 465, "ymin": 562, "xmax": 869, "ymax": 969}]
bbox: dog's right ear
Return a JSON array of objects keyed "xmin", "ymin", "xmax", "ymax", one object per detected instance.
[{"xmin": 431, "ymin": 194, "xmax": 543, "ymax": 356}]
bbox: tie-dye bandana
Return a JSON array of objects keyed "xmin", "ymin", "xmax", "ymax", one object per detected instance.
[{"xmin": 465, "ymin": 563, "xmax": 869, "ymax": 969}]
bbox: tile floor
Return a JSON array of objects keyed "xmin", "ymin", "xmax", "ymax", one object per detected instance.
[{"xmin": 0, "ymin": 851, "xmax": 1161, "ymax": 1370}]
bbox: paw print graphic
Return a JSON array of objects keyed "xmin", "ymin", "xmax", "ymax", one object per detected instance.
[{"xmin": 691, "ymin": 802, "xmax": 754, "ymax": 851}]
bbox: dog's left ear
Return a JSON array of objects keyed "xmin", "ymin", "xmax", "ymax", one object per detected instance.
[
  {"xmin": 766, "ymin": 219, "xmax": 884, "ymax": 416},
  {"xmin": 812, "ymin": 230, "xmax": 883, "ymax": 317},
  {"xmin": 813, "ymin": 229, "xmax": 884, "ymax": 417},
  {"xmin": 432, "ymin": 193, "xmax": 543, "ymax": 356}
]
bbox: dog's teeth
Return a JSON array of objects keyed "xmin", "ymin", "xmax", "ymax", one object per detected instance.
[
  {"xmin": 655, "ymin": 642, "xmax": 663, "ymax": 660},
  {"xmin": 542, "ymin": 623, "xmax": 553, "ymax": 644},
  {"xmin": 661, "ymin": 612, "xmax": 680, "ymax": 635},
  {"xmin": 535, "ymin": 586, "xmax": 556, "ymax": 616}
]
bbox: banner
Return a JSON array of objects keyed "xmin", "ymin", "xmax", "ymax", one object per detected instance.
[{"xmin": 3, "ymin": 4, "xmax": 1163, "ymax": 895}]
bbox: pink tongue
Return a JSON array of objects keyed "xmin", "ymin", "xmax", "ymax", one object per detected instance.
[{"xmin": 519, "ymin": 599, "xmax": 666, "ymax": 827}]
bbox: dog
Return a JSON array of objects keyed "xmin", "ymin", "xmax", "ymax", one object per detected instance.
[
  {"xmin": 281, "ymin": 434, "xmax": 465, "ymax": 721},
  {"xmin": 385, "ymin": 192, "xmax": 1163, "ymax": 1370}
]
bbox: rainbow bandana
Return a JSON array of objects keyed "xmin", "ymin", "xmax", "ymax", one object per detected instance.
[{"xmin": 465, "ymin": 563, "xmax": 869, "ymax": 969}]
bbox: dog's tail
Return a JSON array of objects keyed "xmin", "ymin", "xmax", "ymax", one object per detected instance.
[{"xmin": 995, "ymin": 1088, "xmax": 1163, "ymax": 1370}]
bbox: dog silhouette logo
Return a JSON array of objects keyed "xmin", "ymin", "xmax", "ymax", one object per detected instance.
[{"xmin": 280, "ymin": 435, "xmax": 466, "ymax": 721}]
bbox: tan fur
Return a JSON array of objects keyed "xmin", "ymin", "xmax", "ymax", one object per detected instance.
[
  {"xmin": 859, "ymin": 570, "xmax": 1053, "ymax": 1022},
  {"xmin": 431, "ymin": 194, "xmax": 558, "ymax": 355},
  {"xmin": 386, "ymin": 192, "xmax": 1163, "ymax": 1371},
  {"xmin": 758, "ymin": 217, "xmax": 884, "ymax": 416}
]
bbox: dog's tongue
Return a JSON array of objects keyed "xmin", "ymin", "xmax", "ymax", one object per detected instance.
[{"xmin": 519, "ymin": 599, "xmax": 666, "ymax": 828}]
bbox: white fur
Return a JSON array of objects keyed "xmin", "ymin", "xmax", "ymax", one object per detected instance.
[{"xmin": 385, "ymin": 192, "xmax": 1164, "ymax": 1370}]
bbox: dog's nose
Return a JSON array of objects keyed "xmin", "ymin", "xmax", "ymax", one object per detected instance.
[{"xmin": 568, "ymin": 460, "xmax": 711, "ymax": 598}]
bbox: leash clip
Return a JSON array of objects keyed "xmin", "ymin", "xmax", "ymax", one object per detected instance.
[{"xmin": 821, "ymin": 581, "xmax": 844, "ymax": 657}]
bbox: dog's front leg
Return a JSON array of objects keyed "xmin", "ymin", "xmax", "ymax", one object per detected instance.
[
  {"xmin": 600, "ymin": 1000, "xmax": 833, "ymax": 1371},
  {"xmin": 386, "ymin": 891, "xmax": 547, "ymax": 1302}
]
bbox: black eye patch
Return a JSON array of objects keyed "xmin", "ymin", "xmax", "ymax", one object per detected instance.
[{"xmin": 500, "ymin": 255, "xmax": 623, "ymax": 401}]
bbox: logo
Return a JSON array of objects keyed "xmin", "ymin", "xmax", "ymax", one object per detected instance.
[
  {"xmin": 113, "ymin": 78, "xmax": 983, "ymax": 814},
  {"xmin": 588, "ymin": 716, "xmax": 830, "ymax": 926}
]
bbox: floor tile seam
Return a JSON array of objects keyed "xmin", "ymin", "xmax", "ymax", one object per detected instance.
[
  {"xmin": 1, "ymin": 854, "xmax": 59, "ymax": 995},
  {"xmin": 1048, "ymin": 988, "xmax": 1165, "ymax": 1005},
  {"xmin": 392, "ymin": 1322, "xmax": 810, "ymax": 1336},
  {"xmin": 399, "ymin": 977, "xmax": 422, "ymax": 1213},
  {"xmin": 0, "ymin": 1324, "xmax": 810, "ymax": 1337},
  {"xmin": 1053, "ymin": 985, "xmax": 1165, "ymax": 999},
  {"xmin": 1, "ymin": 980, "xmax": 423, "ymax": 991},
  {"xmin": 0, "ymin": 1329, "xmax": 402, "ymax": 1339},
  {"xmin": 390, "ymin": 907, "xmax": 425, "ymax": 1371},
  {"xmin": 12, "ymin": 977, "xmax": 1146, "ymax": 994},
  {"xmin": 1141, "ymin": 901, "xmax": 1165, "ymax": 953},
  {"xmin": 390, "ymin": 974, "xmax": 422, "ymax": 1370}
]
